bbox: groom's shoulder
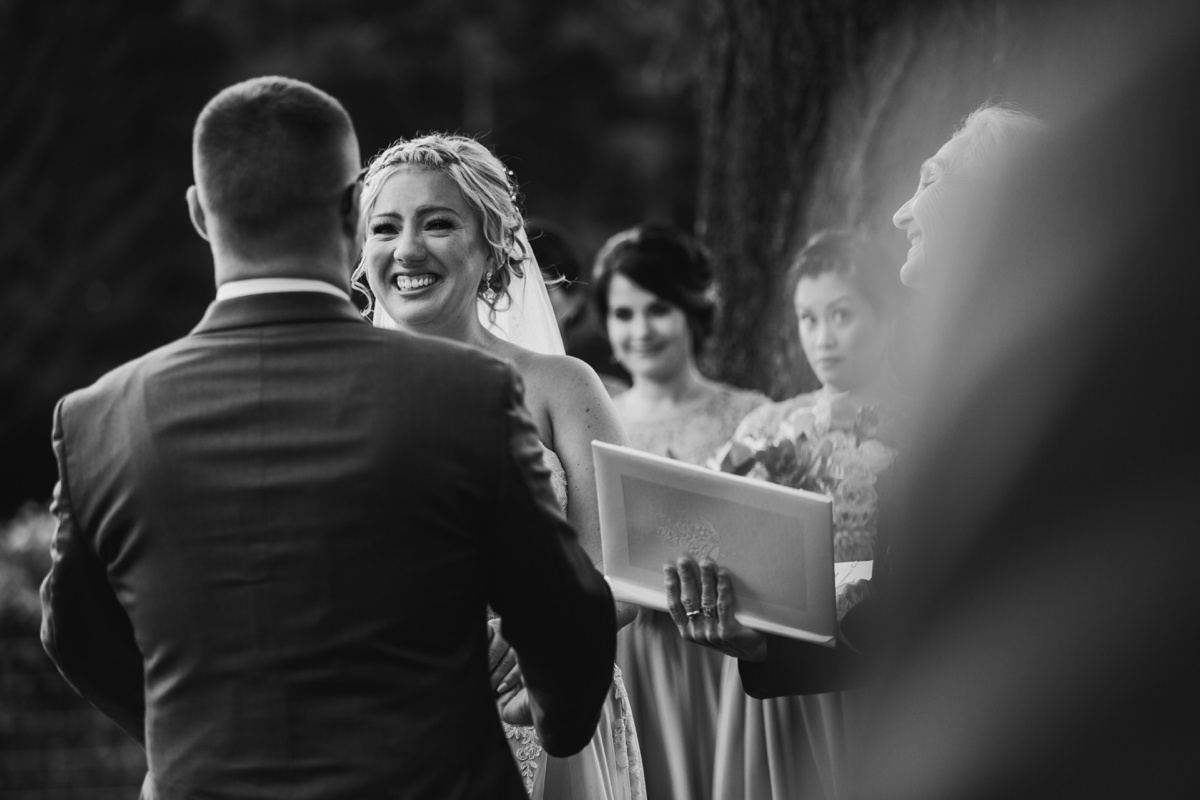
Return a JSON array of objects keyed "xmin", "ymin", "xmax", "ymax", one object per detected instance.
[
  {"xmin": 56, "ymin": 337, "xmax": 187, "ymax": 421},
  {"xmin": 369, "ymin": 327, "xmax": 520, "ymax": 393},
  {"xmin": 64, "ymin": 337, "xmax": 182, "ymax": 397}
]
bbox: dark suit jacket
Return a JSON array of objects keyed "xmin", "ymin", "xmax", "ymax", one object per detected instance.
[
  {"xmin": 738, "ymin": 595, "xmax": 881, "ymax": 699},
  {"xmin": 39, "ymin": 291, "xmax": 616, "ymax": 800}
]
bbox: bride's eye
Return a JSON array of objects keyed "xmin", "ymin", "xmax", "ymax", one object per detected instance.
[
  {"xmin": 425, "ymin": 217, "xmax": 455, "ymax": 231},
  {"xmin": 370, "ymin": 221, "xmax": 397, "ymax": 236}
]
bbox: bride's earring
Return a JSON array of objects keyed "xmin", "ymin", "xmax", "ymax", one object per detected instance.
[{"xmin": 482, "ymin": 270, "xmax": 498, "ymax": 304}]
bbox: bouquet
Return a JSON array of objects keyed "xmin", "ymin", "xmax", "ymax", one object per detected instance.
[{"xmin": 710, "ymin": 392, "xmax": 899, "ymax": 566}]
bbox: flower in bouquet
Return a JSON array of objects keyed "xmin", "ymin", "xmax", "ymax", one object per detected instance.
[
  {"xmin": 711, "ymin": 428, "xmax": 832, "ymax": 495},
  {"xmin": 713, "ymin": 398, "xmax": 900, "ymax": 561}
]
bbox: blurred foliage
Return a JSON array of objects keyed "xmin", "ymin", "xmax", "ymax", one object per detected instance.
[
  {"xmin": 0, "ymin": 0, "xmax": 701, "ymax": 517},
  {"xmin": 1, "ymin": 503, "xmax": 146, "ymax": 797}
]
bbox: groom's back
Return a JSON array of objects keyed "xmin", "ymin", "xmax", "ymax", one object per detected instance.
[{"xmin": 60, "ymin": 296, "xmax": 530, "ymax": 798}]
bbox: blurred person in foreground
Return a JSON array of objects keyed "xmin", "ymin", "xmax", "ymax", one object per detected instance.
[
  {"xmin": 526, "ymin": 218, "xmax": 630, "ymax": 396},
  {"xmin": 39, "ymin": 76, "xmax": 616, "ymax": 800},
  {"xmin": 353, "ymin": 133, "xmax": 642, "ymax": 800},
  {"xmin": 703, "ymin": 231, "xmax": 906, "ymax": 800},
  {"xmin": 851, "ymin": 9, "xmax": 1200, "ymax": 798},
  {"xmin": 664, "ymin": 103, "xmax": 1045, "ymax": 703},
  {"xmin": 595, "ymin": 222, "xmax": 767, "ymax": 800}
]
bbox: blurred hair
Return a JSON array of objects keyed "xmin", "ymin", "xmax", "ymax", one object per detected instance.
[
  {"xmin": 948, "ymin": 102, "xmax": 1046, "ymax": 178},
  {"xmin": 592, "ymin": 222, "xmax": 716, "ymax": 351},
  {"xmin": 193, "ymin": 76, "xmax": 356, "ymax": 256},
  {"xmin": 526, "ymin": 218, "xmax": 583, "ymax": 289},
  {"xmin": 788, "ymin": 230, "xmax": 903, "ymax": 319},
  {"xmin": 350, "ymin": 133, "xmax": 526, "ymax": 318}
]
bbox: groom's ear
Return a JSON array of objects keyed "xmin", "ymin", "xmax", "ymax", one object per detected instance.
[
  {"xmin": 340, "ymin": 180, "xmax": 362, "ymax": 239},
  {"xmin": 186, "ymin": 186, "xmax": 210, "ymax": 242}
]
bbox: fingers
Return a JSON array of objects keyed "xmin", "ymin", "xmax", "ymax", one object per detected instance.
[
  {"xmin": 663, "ymin": 563, "xmax": 689, "ymax": 633},
  {"xmin": 715, "ymin": 567, "xmax": 737, "ymax": 628},
  {"xmin": 699, "ymin": 559, "xmax": 718, "ymax": 616},
  {"xmin": 676, "ymin": 556, "xmax": 701, "ymax": 620},
  {"xmin": 496, "ymin": 660, "xmax": 523, "ymax": 696},
  {"xmin": 488, "ymin": 624, "xmax": 517, "ymax": 689}
]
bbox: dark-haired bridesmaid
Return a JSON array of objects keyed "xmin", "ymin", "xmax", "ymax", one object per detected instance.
[{"xmin": 596, "ymin": 222, "xmax": 767, "ymax": 800}]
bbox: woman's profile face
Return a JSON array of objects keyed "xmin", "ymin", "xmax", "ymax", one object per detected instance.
[
  {"xmin": 363, "ymin": 167, "xmax": 492, "ymax": 332},
  {"xmin": 892, "ymin": 131, "xmax": 971, "ymax": 292},
  {"xmin": 794, "ymin": 271, "xmax": 888, "ymax": 394},
  {"xmin": 605, "ymin": 272, "xmax": 693, "ymax": 383}
]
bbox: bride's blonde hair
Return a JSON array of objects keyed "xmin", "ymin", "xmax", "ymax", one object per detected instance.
[{"xmin": 350, "ymin": 133, "xmax": 529, "ymax": 318}]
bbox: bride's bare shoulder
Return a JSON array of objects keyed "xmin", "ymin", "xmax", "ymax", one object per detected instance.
[{"xmin": 511, "ymin": 349, "xmax": 605, "ymax": 400}]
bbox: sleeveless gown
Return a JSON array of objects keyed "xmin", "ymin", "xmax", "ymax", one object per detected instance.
[
  {"xmin": 502, "ymin": 446, "xmax": 646, "ymax": 799},
  {"xmin": 613, "ymin": 386, "xmax": 768, "ymax": 800},
  {"xmin": 711, "ymin": 393, "xmax": 896, "ymax": 800}
]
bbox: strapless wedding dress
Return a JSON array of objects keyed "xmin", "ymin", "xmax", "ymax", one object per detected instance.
[{"xmin": 502, "ymin": 446, "xmax": 645, "ymax": 799}]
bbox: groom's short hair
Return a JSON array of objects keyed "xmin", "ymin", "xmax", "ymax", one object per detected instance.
[{"xmin": 193, "ymin": 76, "xmax": 357, "ymax": 254}]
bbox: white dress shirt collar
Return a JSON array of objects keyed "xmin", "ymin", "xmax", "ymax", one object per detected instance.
[{"xmin": 215, "ymin": 278, "xmax": 350, "ymax": 303}]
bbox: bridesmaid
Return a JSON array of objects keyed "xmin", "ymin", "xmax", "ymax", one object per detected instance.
[
  {"xmin": 594, "ymin": 222, "xmax": 767, "ymax": 800},
  {"xmin": 711, "ymin": 230, "xmax": 906, "ymax": 800}
]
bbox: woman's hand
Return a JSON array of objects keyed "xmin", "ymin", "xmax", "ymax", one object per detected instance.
[
  {"xmin": 664, "ymin": 556, "xmax": 768, "ymax": 662},
  {"xmin": 487, "ymin": 618, "xmax": 534, "ymax": 726}
]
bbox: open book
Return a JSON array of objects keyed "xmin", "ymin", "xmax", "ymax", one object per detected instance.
[{"xmin": 594, "ymin": 441, "xmax": 866, "ymax": 646}]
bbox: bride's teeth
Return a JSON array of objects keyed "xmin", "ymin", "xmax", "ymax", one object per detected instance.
[{"xmin": 395, "ymin": 274, "xmax": 436, "ymax": 291}]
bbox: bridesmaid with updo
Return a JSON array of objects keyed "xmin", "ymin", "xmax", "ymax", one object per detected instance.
[{"xmin": 595, "ymin": 222, "xmax": 767, "ymax": 800}]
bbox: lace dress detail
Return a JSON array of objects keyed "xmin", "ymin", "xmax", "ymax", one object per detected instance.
[
  {"xmin": 502, "ymin": 446, "xmax": 645, "ymax": 800},
  {"xmin": 616, "ymin": 385, "xmax": 768, "ymax": 465}
]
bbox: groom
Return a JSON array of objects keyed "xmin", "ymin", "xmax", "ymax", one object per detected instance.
[{"xmin": 39, "ymin": 76, "xmax": 616, "ymax": 799}]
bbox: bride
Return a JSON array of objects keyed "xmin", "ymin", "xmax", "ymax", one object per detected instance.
[{"xmin": 352, "ymin": 133, "xmax": 645, "ymax": 799}]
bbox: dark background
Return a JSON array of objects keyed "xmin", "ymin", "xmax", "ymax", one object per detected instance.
[
  {"xmin": 3, "ymin": 1, "xmax": 1124, "ymax": 794},
  {"xmin": 1, "ymin": 0, "xmax": 1096, "ymax": 520},
  {"xmin": 0, "ymin": 0, "xmax": 703, "ymax": 519}
]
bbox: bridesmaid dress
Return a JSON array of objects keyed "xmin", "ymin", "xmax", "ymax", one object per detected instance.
[
  {"xmin": 613, "ymin": 386, "xmax": 768, "ymax": 800},
  {"xmin": 711, "ymin": 392, "xmax": 895, "ymax": 800}
]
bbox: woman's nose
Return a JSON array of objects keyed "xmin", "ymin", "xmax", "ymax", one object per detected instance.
[
  {"xmin": 816, "ymin": 322, "xmax": 835, "ymax": 348},
  {"xmin": 893, "ymin": 195, "xmax": 914, "ymax": 230},
  {"xmin": 393, "ymin": 228, "xmax": 425, "ymax": 263},
  {"xmin": 629, "ymin": 313, "xmax": 651, "ymax": 338}
]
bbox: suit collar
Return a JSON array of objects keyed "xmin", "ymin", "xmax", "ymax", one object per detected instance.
[{"xmin": 191, "ymin": 291, "xmax": 368, "ymax": 335}]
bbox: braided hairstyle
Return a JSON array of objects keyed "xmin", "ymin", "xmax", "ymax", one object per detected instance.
[{"xmin": 351, "ymin": 133, "xmax": 528, "ymax": 318}]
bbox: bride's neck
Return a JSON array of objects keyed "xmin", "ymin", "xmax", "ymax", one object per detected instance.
[{"xmin": 410, "ymin": 311, "xmax": 494, "ymax": 351}]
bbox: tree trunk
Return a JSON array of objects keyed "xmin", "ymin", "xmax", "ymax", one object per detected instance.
[{"xmin": 696, "ymin": 0, "xmax": 1052, "ymax": 398}]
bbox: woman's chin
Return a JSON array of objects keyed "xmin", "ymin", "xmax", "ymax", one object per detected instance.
[{"xmin": 899, "ymin": 254, "xmax": 929, "ymax": 291}]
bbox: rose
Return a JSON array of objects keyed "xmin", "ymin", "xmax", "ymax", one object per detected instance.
[
  {"xmin": 713, "ymin": 439, "xmax": 758, "ymax": 475},
  {"xmin": 857, "ymin": 439, "xmax": 897, "ymax": 475},
  {"xmin": 826, "ymin": 447, "xmax": 875, "ymax": 484},
  {"xmin": 779, "ymin": 409, "xmax": 816, "ymax": 442}
]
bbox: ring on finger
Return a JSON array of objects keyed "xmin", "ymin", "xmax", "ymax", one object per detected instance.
[
  {"xmin": 701, "ymin": 605, "xmax": 718, "ymax": 618},
  {"xmin": 686, "ymin": 609, "xmax": 702, "ymax": 620}
]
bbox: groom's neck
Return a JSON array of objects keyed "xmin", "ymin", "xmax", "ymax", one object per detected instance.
[{"xmin": 211, "ymin": 247, "xmax": 352, "ymax": 294}]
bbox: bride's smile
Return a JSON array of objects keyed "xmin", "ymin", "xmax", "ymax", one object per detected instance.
[{"xmin": 393, "ymin": 272, "xmax": 440, "ymax": 293}]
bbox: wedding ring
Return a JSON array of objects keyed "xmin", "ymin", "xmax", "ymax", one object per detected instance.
[
  {"xmin": 686, "ymin": 609, "xmax": 702, "ymax": 620},
  {"xmin": 701, "ymin": 606, "xmax": 718, "ymax": 618}
]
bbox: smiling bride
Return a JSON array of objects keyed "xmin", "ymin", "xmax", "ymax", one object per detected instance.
[{"xmin": 351, "ymin": 133, "xmax": 644, "ymax": 800}]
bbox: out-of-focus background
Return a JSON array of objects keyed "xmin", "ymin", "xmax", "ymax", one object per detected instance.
[{"xmin": 1, "ymin": 0, "xmax": 1088, "ymax": 796}]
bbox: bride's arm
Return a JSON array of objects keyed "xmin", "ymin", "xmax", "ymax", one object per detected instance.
[{"xmin": 541, "ymin": 356, "xmax": 639, "ymax": 630}]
